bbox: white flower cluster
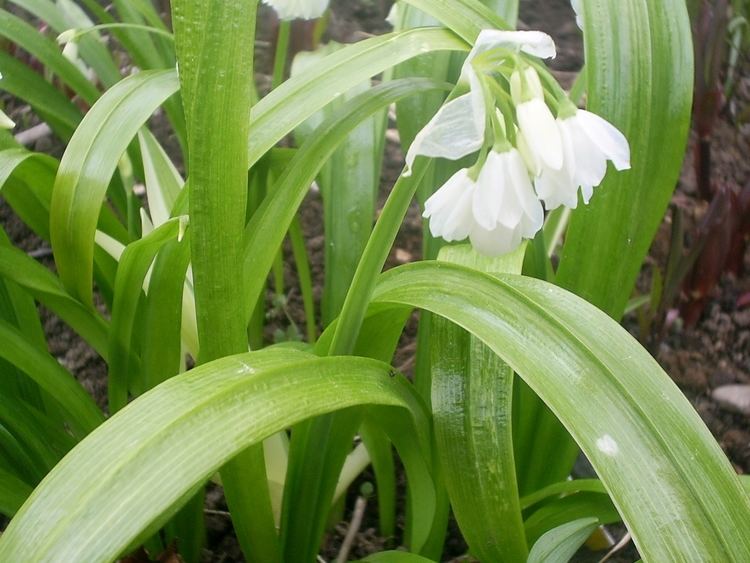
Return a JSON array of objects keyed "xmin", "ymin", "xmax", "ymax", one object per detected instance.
[
  {"xmin": 410, "ymin": 30, "xmax": 630, "ymax": 256},
  {"xmin": 263, "ymin": 0, "xmax": 330, "ymax": 20}
]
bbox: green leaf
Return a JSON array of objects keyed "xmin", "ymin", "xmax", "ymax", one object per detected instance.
[
  {"xmin": 0, "ymin": 245, "xmax": 109, "ymax": 357},
  {"xmin": 0, "ymin": 149, "xmax": 59, "ymax": 241},
  {"xmin": 141, "ymin": 236, "xmax": 192, "ymax": 391},
  {"xmin": 50, "ymin": 69, "xmax": 179, "ymax": 307},
  {"xmin": 372, "ymin": 262, "xmax": 750, "ymax": 561},
  {"xmin": 248, "ymin": 28, "xmax": 468, "ymax": 168},
  {"xmin": 361, "ymin": 551, "xmax": 436, "ymax": 562},
  {"xmin": 173, "ymin": 3, "xmax": 273, "ymax": 561},
  {"xmin": 0, "ymin": 8, "xmax": 100, "ymax": 104},
  {"xmin": 557, "ymin": 0, "xmax": 693, "ymax": 320},
  {"xmin": 520, "ymin": 479, "xmax": 607, "ymax": 511},
  {"xmin": 0, "ymin": 319, "xmax": 103, "ymax": 436},
  {"xmin": 108, "ymin": 219, "xmax": 183, "ymax": 413},
  {"xmin": 0, "ymin": 466, "xmax": 33, "ymax": 517},
  {"xmin": 138, "ymin": 129, "xmax": 184, "ymax": 227},
  {"xmin": 430, "ymin": 246, "xmax": 527, "ymax": 562},
  {"xmin": 399, "ymin": 0, "xmax": 510, "ymax": 42},
  {"xmin": 243, "ymin": 79, "xmax": 449, "ymax": 324},
  {"xmin": 527, "ymin": 517, "xmax": 599, "ymax": 563},
  {"xmin": 0, "ymin": 350, "xmax": 429, "ymax": 562},
  {"xmin": 0, "ymin": 51, "xmax": 82, "ymax": 139},
  {"xmin": 533, "ymin": 0, "xmax": 695, "ymax": 498},
  {"xmin": 524, "ymin": 491, "xmax": 618, "ymax": 545}
]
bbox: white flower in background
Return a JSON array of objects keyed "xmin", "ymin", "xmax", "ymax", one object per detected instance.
[
  {"xmin": 571, "ymin": 0, "xmax": 584, "ymax": 30},
  {"xmin": 511, "ymin": 66, "xmax": 563, "ymax": 173},
  {"xmin": 57, "ymin": 29, "xmax": 79, "ymax": 62},
  {"xmin": 424, "ymin": 149, "xmax": 544, "ymax": 256},
  {"xmin": 385, "ymin": 2, "xmax": 399, "ymax": 27},
  {"xmin": 263, "ymin": 0, "xmax": 329, "ymax": 20},
  {"xmin": 404, "ymin": 30, "xmax": 556, "ymax": 174},
  {"xmin": 0, "ymin": 73, "xmax": 14, "ymax": 129},
  {"xmin": 535, "ymin": 109, "xmax": 631, "ymax": 209},
  {"xmin": 0, "ymin": 111, "xmax": 14, "ymax": 130}
]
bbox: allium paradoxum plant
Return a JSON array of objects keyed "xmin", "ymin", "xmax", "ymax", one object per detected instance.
[{"xmin": 408, "ymin": 30, "xmax": 631, "ymax": 256}]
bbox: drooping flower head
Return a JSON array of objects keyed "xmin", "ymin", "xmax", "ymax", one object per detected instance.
[
  {"xmin": 409, "ymin": 25, "xmax": 630, "ymax": 256},
  {"xmin": 263, "ymin": 0, "xmax": 330, "ymax": 20},
  {"xmin": 423, "ymin": 149, "xmax": 543, "ymax": 257},
  {"xmin": 404, "ymin": 30, "xmax": 556, "ymax": 174},
  {"xmin": 535, "ymin": 107, "xmax": 631, "ymax": 209}
]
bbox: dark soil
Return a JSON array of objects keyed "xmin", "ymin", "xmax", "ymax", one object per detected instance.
[{"xmin": 1, "ymin": 0, "xmax": 748, "ymax": 562}]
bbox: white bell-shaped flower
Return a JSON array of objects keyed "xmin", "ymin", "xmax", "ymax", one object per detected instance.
[
  {"xmin": 423, "ymin": 149, "xmax": 544, "ymax": 256},
  {"xmin": 511, "ymin": 66, "xmax": 563, "ymax": 173},
  {"xmin": 263, "ymin": 0, "xmax": 329, "ymax": 20},
  {"xmin": 405, "ymin": 30, "xmax": 556, "ymax": 174},
  {"xmin": 535, "ymin": 109, "xmax": 631, "ymax": 210}
]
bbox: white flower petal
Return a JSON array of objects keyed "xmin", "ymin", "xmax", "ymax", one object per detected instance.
[
  {"xmin": 571, "ymin": 0, "xmax": 584, "ymax": 30},
  {"xmin": 0, "ymin": 109, "xmax": 15, "ymax": 130},
  {"xmin": 534, "ymin": 127, "xmax": 578, "ymax": 211},
  {"xmin": 560, "ymin": 117, "xmax": 605, "ymax": 188},
  {"xmin": 405, "ymin": 93, "xmax": 485, "ymax": 173},
  {"xmin": 469, "ymin": 222, "xmax": 522, "ymax": 257},
  {"xmin": 442, "ymin": 183, "xmax": 476, "ymax": 241},
  {"xmin": 473, "ymin": 155, "xmax": 504, "ymax": 230},
  {"xmin": 263, "ymin": 0, "xmax": 329, "ymax": 20},
  {"xmin": 580, "ymin": 183, "xmax": 595, "ymax": 204},
  {"xmin": 535, "ymin": 166, "xmax": 578, "ymax": 210},
  {"xmin": 517, "ymin": 98, "xmax": 563, "ymax": 170},
  {"xmin": 506, "ymin": 150, "xmax": 544, "ymax": 232},
  {"xmin": 576, "ymin": 110, "xmax": 631, "ymax": 171},
  {"xmin": 424, "ymin": 169, "xmax": 475, "ymax": 241},
  {"xmin": 465, "ymin": 30, "xmax": 556, "ymax": 69}
]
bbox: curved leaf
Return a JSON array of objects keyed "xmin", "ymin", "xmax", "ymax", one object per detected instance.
[
  {"xmin": 0, "ymin": 350, "xmax": 430, "ymax": 562},
  {"xmin": 50, "ymin": 69, "xmax": 179, "ymax": 306},
  {"xmin": 399, "ymin": 0, "xmax": 509, "ymax": 41},
  {"xmin": 247, "ymin": 28, "xmax": 468, "ymax": 167},
  {"xmin": 527, "ymin": 517, "xmax": 599, "ymax": 563},
  {"xmin": 557, "ymin": 0, "xmax": 693, "ymax": 319},
  {"xmin": 0, "ymin": 52, "xmax": 82, "ymax": 138},
  {"xmin": 372, "ymin": 262, "xmax": 750, "ymax": 561},
  {"xmin": 108, "ymin": 219, "xmax": 183, "ymax": 413},
  {"xmin": 243, "ymin": 78, "xmax": 449, "ymax": 321},
  {"xmin": 0, "ymin": 319, "xmax": 103, "ymax": 435},
  {"xmin": 0, "ymin": 9, "xmax": 100, "ymax": 104},
  {"xmin": 0, "ymin": 245, "xmax": 109, "ymax": 357}
]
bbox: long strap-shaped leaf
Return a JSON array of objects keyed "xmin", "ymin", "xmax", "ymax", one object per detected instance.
[
  {"xmin": 371, "ymin": 262, "xmax": 750, "ymax": 562},
  {"xmin": 108, "ymin": 219, "xmax": 183, "ymax": 413},
  {"xmin": 557, "ymin": 0, "xmax": 693, "ymax": 319},
  {"xmin": 430, "ymin": 246, "xmax": 527, "ymax": 562},
  {"xmin": 172, "ymin": 3, "xmax": 278, "ymax": 561},
  {"xmin": 0, "ymin": 319, "xmax": 103, "ymax": 436},
  {"xmin": 247, "ymin": 28, "xmax": 467, "ymax": 167},
  {"xmin": 0, "ymin": 350, "xmax": 429, "ymax": 562},
  {"xmin": 243, "ymin": 79, "xmax": 448, "ymax": 323},
  {"xmin": 399, "ymin": 0, "xmax": 509, "ymax": 40},
  {"xmin": 0, "ymin": 9, "xmax": 100, "ymax": 104},
  {"xmin": 530, "ymin": 0, "xmax": 695, "ymax": 495},
  {"xmin": 50, "ymin": 69, "xmax": 179, "ymax": 307},
  {"xmin": 0, "ymin": 245, "xmax": 109, "ymax": 357}
]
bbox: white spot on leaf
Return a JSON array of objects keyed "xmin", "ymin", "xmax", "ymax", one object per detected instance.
[{"xmin": 596, "ymin": 434, "xmax": 619, "ymax": 457}]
